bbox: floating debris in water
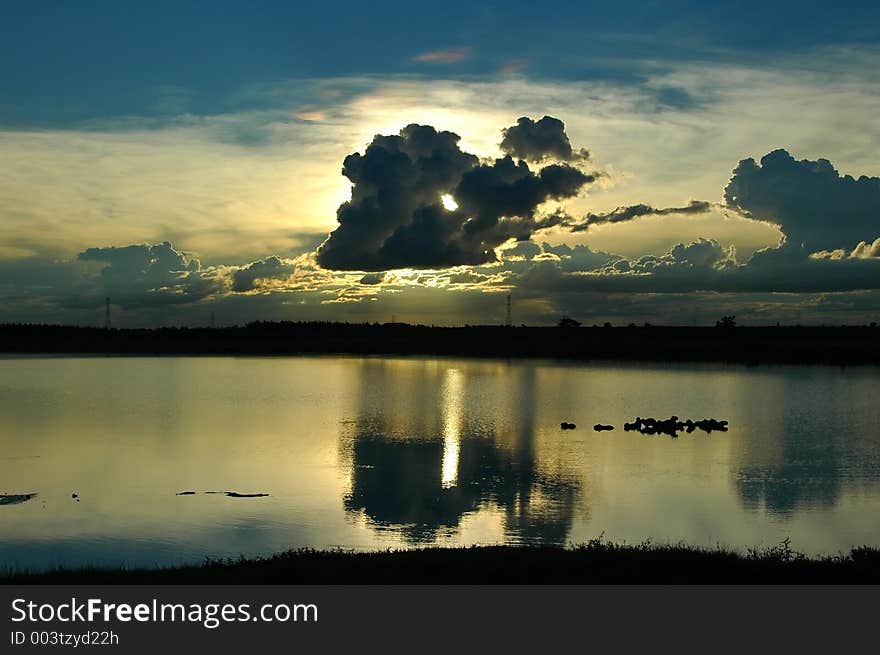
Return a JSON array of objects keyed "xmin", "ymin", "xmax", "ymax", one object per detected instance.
[
  {"xmin": 622, "ymin": 416, "xmax": 728, "ymax": 437},
  {"xmin": 71, "ymin": 493, "xmax": 79, "ymax": 502},
  {"xmin": 0, "ymin": 493, "xmax": 38, "ymax": 506},
  {"xmin": 178, "ymin": 491, "xmax": 269, "ymax": 498},
  {"xmin": 593, "ymin": 424, "xmax": 614, "ymax": 432},
  {"xmin": 560, "ymin": 422, "xmax": 577, "ymax": 430}
]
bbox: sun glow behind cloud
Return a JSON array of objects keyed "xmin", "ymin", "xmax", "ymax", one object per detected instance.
[
  {"xmin": 6, "ymin": 52, "xmax": 879, "ymax": 264},
  {"xmin": 440, "ymin": 194, "xmax": 459, "ymax": 211},
  {"xmin": 3, "ymin": 46, "xmax": 880, "ymax": 326}
]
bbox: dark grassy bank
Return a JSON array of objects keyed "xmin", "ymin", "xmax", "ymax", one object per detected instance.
[
  {"xmin": 2, "ymin": 322, "xmax": 880, "ymax": 365},
  {"xmin": 4, "ymin": 541, "xmax": 880, "ymax": 584}
]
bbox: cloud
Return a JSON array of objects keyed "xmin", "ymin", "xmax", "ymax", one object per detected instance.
[
  {"xmin": 231, "ymin": 256, "xmax": 297, "ymax": 292},
  {"xmin": 411, "ymin": 47, "xmax": 471, "ymax": 64},
  {"xmin": 231, "ymin": 251, "xmax": 346, "ymax": 292},
  {"xmin": 572, "ymin": 200, "xmax": 712, "ymax": 231},
  {"xmin": 811, "ymin": 239, "xmax": 880, "ymax": 260},
  {"xmin": 76, "ymin": 241, "xmax": 227, "ymax": 306},
  {"xmin": 294, "ymin": 109, "xmax": 325, "ymax": 122},
  {"xmin": 852, "ymin": 238, "xmax": 880, "ymax": 259},
  {"xmin": 315, "ymin": 119, "xmax": 598, "ymax": 271},
  {"xmin": 446, "ymin": 270, "xmax": 492, "ymax": 285},
  {"xmin": 724, "ymin": 149, "xmax": 880, "ymax": 252},
  {"xmin": 501, "ymin": 241, "xmax": 542, "ymax": 260},
  {"xmin": 499, "ymin": 116, "xmax": 589, "ymax": 162},
  {"xmin": 79, "ymin": 241, "xmax": 199, "ymax": 277},
  {"xmin": 5, "ymin": 235, "xmax": 880, "ymax": 328},
  {"xmin": 314, "ymin": 123, "xmax": 478, "ymax": 270},
  {"xmin": 5, "ymin": 52, "xmax": 879, "ymax": 269},
  {"xmin": 359, "ymin": 272, "xmax": 386, "ymax": 285},
  {"xmin": 511, "ymin": 238, "xmax": 880, "ymax": 296},
  {"xmin": 539, "ymin": 243, "xmax": 621, "ymax": 272},
  {"xmin": 514, "ymin": 237, "xmax": 737, "ymax": 295},
  {"xmin": 455, "ymin": 157, "xmax": 594, "ymax": 235}
]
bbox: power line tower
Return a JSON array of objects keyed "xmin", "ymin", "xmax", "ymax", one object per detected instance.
[
  {"xmin": 505, "ymin": 294, "xmax": 512, "ymax": 327},
  {"xmin": 104, "ymin": 297, "xmax": 111, "ymax": 329}
]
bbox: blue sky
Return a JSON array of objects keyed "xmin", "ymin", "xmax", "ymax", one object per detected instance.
[{"xmin": 4, "ymin": 1, "xmax": 878, "ymax": 126}]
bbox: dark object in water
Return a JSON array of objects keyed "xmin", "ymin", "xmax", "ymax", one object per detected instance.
[
  {"xmin": 0, "ymin": 493, "xmax": 37, "ymax": 506},
  {"xmin": 560, "ymin": 422, "xmax": 577, "ymax": 430},
  {"xmin": 593, "ymin": 424, "xmax": 614, "ymax": 431},
  {"xmin": 177, "ymin": 491, "xmax": 268, "ymax": 497},
  {"xmin": 71, "ymin": 493, "xmax": 79, "ymax": 501},
  {"xmin": 624, "ymin": 416, "xmax": 728, "ymax": 437}
]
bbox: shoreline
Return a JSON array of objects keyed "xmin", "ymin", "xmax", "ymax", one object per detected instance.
[
  {"xmin": 3, "ymin": 323, "xmax": 880, "ymax": 366},
  {"xmin": 4, "ymin": 542, "xmax": 880, "ymax": 584}
]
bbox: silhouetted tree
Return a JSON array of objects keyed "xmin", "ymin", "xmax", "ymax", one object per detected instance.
[
  {"xmin": 716, "ymin": 315, "xmax": 737, "ymax": 328},
  {"xmin": 556, "ymin": 317, "xmax": 582, "ymax": 328}
]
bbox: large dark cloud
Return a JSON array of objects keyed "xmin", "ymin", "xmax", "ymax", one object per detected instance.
[
  {"xmin": 315, "ymin": 124, "xmax": 478, "ymax": 271},
  {"xmin": 724, "ymin": 149, "xmax": 880, "ymax": 252},
  {"xmin": 455, "ymin": 156, "xmax": 594, "ymax": 236},
  {"xmin": 499, "ymin": 116, "xmax": 589, "ymax": 162},
  {"xmin": 315, "ymin": 119, "xmax": 597, "ymax": 271}
]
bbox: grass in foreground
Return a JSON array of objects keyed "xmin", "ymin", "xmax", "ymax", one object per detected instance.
[{"xmin": 4, "ymin": 538, "xmax": 880, "ymax": 584}]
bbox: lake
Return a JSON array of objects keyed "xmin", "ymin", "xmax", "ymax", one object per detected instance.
[{"xmin": 2, "ymin": 355, "xmax": 879, "ymax": 572}]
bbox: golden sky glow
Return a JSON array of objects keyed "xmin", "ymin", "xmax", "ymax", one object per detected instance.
[{"xmin": 2, "ymin": 48, "xmax": 880, "ymax": 326}]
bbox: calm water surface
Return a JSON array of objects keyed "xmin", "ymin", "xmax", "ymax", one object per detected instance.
[{"xmin": 2, "ymin": 355, "xmax": 879, "ymax": 571}]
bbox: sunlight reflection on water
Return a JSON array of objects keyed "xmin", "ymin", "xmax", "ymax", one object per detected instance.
[{"xmin": 1, "ymin": 355, "xmax": 879, "ymax": 571}]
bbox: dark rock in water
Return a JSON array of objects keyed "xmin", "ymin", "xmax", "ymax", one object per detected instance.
[
  {"xmin": 694, "ymin": 418, "xmax": 728, "ymax": 433},
  {"xmin": 593, "ymin": 424, "xmax": 614, "ymax": 431},
  {"xmin": 177, "ymin": 490, "xmax": 268, "ymax": 497},
  {"xmin": 71, "ymin": 493, "xmax": 78, "ymax": 499},
  {"xmin": 0, "ymin": 493, "xmax": 37, "ymax": 506},
  {"xmin": 560, "ymin": 422, "xmax": 577, "ymax": 430},
  {"xmin": 624, "ymin": 416, "xmax": 729, "ymax": 437},
  {"xmin": 623, "ymin": 418, "xmax": 642, "ymax": 431}
]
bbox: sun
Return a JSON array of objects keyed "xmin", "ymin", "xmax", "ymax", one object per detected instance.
[{"xmin": 440, "ymin": 193, "xmax": 459, "ymax": 211}]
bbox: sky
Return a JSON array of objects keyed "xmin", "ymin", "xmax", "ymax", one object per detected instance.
[{"xmin": 2, "ymin": 1, "xmax": 880, "ymax": 327}]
